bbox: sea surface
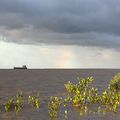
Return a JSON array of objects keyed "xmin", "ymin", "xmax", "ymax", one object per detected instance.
[{"xmin": 0, "ymin": 69, "xmax": 120, "ymax": 120}]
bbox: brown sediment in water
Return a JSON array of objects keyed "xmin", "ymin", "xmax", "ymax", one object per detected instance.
[{"xmin": 0, "ymin": 69, "xmax": 120, "ymax": 120}]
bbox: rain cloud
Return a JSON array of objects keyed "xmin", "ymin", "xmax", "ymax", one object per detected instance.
[{"xmin": 0, "ymin": 0, "xmax": 120, "ymax": 49}]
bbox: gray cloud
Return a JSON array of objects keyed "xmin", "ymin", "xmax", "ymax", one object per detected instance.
[{"xmin": 0, "ymin": 0, "xmax": 120, "ymax": 49}]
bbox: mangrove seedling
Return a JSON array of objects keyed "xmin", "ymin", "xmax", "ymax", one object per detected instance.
[
  {"xmin": 109, "ymin": 73, "xmax": 120, "ymax": 92},
  {"xmin": 48, "ymin": 96, "xmax": 62, "ymax": 119},
  {"xmin": 28, "ymin": 95, "xmax": 40, "ymax": 109},
  {"xmin": 5, "ymin": 97, "xmax": 14, "ymax": 112},
  {"xmin": 14, "ymin": 92, "xmax": 24, "ymax": 113}
]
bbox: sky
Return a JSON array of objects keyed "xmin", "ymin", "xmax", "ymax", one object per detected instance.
[{"xmin": 0, "ymin": 0, "xmax": 120, "ymax": 68}]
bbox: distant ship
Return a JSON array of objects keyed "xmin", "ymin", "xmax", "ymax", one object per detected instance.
[{"xmin": 14, "ymin": 65, "xmax": 27, "ymax": 69}]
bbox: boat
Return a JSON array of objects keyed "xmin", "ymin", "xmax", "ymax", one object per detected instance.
[{"xmin": 14, "ymin": 65, "xmax": 27, "ymax": 69}]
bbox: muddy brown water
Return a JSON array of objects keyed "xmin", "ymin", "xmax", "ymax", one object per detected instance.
[{"xmin": 0, "ymin": 69, "xmax": 120, "ymax": 120}]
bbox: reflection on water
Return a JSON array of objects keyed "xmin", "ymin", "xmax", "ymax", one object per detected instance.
[{"xmin": 0, "ymin": 69, "xmax": 120, "ymax": 120}]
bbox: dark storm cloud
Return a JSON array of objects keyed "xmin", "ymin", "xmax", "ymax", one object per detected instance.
[{"xmin": 0, "ymin": 0, "xmax": 120, "ymax": 48}]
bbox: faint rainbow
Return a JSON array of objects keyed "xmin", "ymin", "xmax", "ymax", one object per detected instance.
[{"xmin": 56, "ymin": 49, "xmax": 72, "ymax": 68}]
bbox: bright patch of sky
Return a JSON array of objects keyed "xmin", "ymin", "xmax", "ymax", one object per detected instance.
[{"xmin": 0, "ymin": 41, "xmax": 120, "ymax": 68}]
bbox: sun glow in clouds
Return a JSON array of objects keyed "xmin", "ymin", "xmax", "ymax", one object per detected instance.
[{"xmin": 0, "ymin": 41, "xmax": 120, "ymax": 68}]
